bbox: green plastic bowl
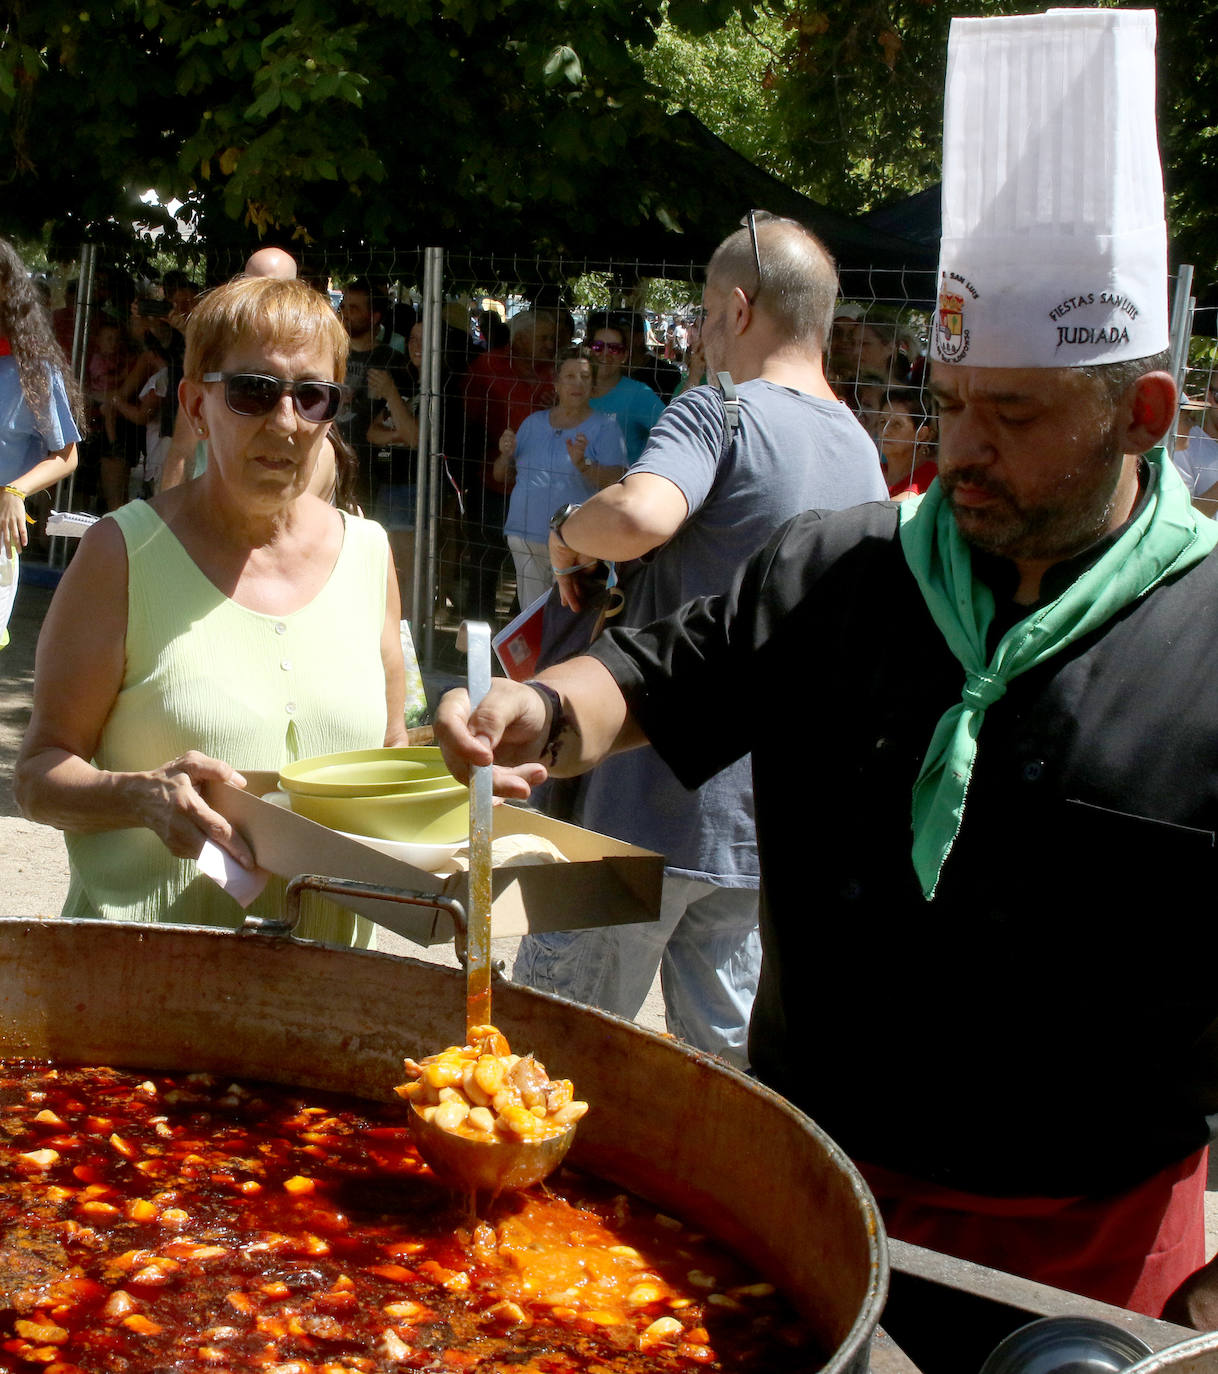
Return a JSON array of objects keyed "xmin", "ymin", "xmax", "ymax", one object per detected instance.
[
  {"xmin": 279, "ymin": 747, "xmax": 454, "ymax": 798},
  {"xmin": 285, "ymin": 780, "xmax": 470, "ymax": 844}
]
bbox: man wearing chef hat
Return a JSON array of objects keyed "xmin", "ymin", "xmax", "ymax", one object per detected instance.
[{"xmin": 436, "ymin": 9, "xmax": 1218, "ymax": 1325}]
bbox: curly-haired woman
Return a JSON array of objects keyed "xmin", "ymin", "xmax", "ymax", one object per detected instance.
[{"xmin": 0, "ymin": 237, "xmax": 83, "ymax": 648}]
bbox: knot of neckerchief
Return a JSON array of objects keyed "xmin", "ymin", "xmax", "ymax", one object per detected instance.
[
  {"xmin": 961, "ymin": 670, "xmax": 1005, "ymax": 711},
  {"xmin": 898, "ymin": 446, "xmax": 1218, "ymax": 900}
]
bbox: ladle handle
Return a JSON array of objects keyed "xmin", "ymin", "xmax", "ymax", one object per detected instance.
[{"xmin": 458, "ymin": 620, "xmax": 493, "ymax": 1038}]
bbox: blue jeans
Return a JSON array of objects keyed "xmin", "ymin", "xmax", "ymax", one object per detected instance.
[{"xmin": 513, "ymin": 875, "xmax": 760, "ymax": 1070}]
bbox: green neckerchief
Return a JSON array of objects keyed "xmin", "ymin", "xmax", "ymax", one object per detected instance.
[{"xmin": 898, "ymin": 447, "xmax": 1218, "ymax": 900}]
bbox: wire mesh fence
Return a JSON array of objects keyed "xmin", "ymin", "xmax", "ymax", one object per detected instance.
[{"xmin": 30, "ymin": 241, "xmax": 1211, "ymax": 682}]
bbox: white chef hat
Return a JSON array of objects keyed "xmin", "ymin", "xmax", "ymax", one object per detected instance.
[{"xmin": 932, "ymin": 8, "xmax": 1168, "ymax": 369}]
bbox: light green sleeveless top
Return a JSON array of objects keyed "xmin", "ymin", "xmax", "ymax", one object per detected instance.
[{"xmin": 64, "ymin": 500, "xmax": 390, "ymax": 942}]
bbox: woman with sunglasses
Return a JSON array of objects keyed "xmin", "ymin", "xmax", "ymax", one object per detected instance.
[
  {"xmin": 17, "ymin": 277, "xmax": 406, "ymax": 941},
  {"xmin": 583, "ymin": 320, "xmax": 665, "ymax": 465}
]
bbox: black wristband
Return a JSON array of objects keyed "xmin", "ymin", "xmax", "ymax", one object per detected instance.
[{"xmin": 525, "ymin": 679, "xmax": 565, "ymax": 769}]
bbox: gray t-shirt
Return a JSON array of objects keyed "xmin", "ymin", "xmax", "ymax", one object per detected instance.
[{"xmin": 574, "ymin": 377, "xmax": 886, "ymax": 883}]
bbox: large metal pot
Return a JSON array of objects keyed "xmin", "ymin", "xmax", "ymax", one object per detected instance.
[{"xmin": 0, "ymin": 916, "xmax": 886, "ymax": 1372}]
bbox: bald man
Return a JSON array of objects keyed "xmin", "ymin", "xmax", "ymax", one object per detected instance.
[
  {"xmin": 514, "ymin": 214, "xmax": 885, "ymax": 1069},
  {"xmin": 243, "ymin": 247, "xmax": 298, "ymax": 280}
]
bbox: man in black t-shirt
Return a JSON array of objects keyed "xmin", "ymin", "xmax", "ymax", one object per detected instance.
[
  {"xmin": 338, "ymin": 278, "xmax": 403, "ymax": 508},
  {"xmin": 433, "ymin": 12, "xmax": 1218, "ymax": 1329}
]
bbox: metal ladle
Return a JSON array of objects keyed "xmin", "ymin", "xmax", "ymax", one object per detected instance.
[{"xmin": 406, "ymin": 621, "xmax": 577, "ymax": 1198}]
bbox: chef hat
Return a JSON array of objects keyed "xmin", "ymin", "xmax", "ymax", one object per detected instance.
[{"xmin": 932, "ymin": 9, "xmax": 1168, "ymax": 369}]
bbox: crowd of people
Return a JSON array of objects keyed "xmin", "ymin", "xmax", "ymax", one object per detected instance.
[{"xmin": 23, "ymin": 241, "xmax": 974, "ymax": 637}]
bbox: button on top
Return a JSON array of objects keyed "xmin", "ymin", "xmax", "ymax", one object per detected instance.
[{"xmin": 273, "ymin": 622, "xmax": 287, "ymax": 636}]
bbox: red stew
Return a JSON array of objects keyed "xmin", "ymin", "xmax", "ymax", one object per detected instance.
[{"xmin": 0, "ymin": 1062, "xmax": 824, "ymax": 1373}]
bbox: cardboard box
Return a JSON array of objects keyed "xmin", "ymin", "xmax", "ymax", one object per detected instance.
[{"xmin": 207, "ymin": 772, "xmax": 663, "ymax": 950}]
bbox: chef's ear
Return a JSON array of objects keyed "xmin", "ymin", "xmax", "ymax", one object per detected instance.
[{"xmin": 1121, "ymin": 370, "xmax": 1177, "ymax": 453}]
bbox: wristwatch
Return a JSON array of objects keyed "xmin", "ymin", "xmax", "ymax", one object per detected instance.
[{"xmin": 549, "ymin": 502, "xmax": 582, "ymax": 549}]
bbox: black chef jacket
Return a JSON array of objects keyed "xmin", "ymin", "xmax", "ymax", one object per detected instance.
[{"xmin": 590, "ymin": 500, "xmax": 1218, "ymax": 1199}]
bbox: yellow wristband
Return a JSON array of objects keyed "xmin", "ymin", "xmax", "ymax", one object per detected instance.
[{"xmin": 2, "ymin": 486, "xmax": 35, "ymax": 523}]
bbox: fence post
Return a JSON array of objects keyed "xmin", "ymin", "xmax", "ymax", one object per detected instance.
[
  {"xmin": 417, "ymin": 246, "xmax": 445, "ymax": 662},
  {"xmin": 51, "ymin": 244, "xmax": 97, "ymax": 569},
  {"xmin": 1167, "ymin": 265, "xmax": 1195, "ymax": 453}
]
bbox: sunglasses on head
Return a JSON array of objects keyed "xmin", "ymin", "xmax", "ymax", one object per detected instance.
[
  {"xmin": 584, "ymin": 340, "xmax": 626, "ymax": 356},
  {"xmin": 202, "ymin": 372, "xmax": 344, "ymax": 423}
]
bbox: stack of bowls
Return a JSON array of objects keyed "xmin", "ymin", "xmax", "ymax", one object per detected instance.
[{"xmin": 277, "ymin": 747, "xmax": 469, "ymax": 870}]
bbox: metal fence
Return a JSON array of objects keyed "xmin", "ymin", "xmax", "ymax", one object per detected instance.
[{"xmin": 37, "ymin": 243, "xmax": 1209, "ymax": 684}]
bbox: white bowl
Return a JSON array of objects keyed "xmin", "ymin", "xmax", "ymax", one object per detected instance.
[
  {"xmin": 335, "ymin": 829, "xmax": 464, "ymax": 873},
  {"xmin": 261, "ymin": 790, "xmax": 464, "ymax": 871}
]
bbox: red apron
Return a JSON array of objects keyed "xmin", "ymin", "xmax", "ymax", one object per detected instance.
[{"xmin": 859, "ymin": 1150, "xmax": 1207, "ymax": 1317}]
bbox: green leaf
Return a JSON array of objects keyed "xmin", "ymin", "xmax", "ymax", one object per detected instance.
[{"xmin": 543, "ymin": 44, "xmax": 583, "ymax": 86}]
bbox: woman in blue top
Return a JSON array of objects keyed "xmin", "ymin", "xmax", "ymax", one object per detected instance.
[
  {"xmin": 0, "ymin": 238, "xmax": 83, "ymax": 650},
  {"xmin": 495, "ymin": 350, "xmax": 625, "ymax": 611},
  {"xmin": 584, "ymin": 320, "xmax": 664, "ymax": 464}
]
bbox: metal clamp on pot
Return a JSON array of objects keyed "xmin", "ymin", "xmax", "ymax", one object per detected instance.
[{"xmin": 242, "ymin": 874, "xmax": 492, "ymax": 976}]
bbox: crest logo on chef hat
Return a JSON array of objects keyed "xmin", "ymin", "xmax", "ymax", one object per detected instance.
[
  {"xmin": 932, "ymin": 9, "xmax": 1169, "ymax": 369},
  {"xmin": 935, "ymin": 276, "xmax": 970, "ymax": 364}
]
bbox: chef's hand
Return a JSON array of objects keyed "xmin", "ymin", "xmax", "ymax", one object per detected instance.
[
  {"xmin": 1, "ymin": 485, "xmax": 29, "ymax": 556},
  {"xmin": 434, "ymin": 684, "xmax": 551, "ymax": 799},
  {"xmin": 128, "ymin": 751, "xmax": 255, "ymax": 868},
  {"xmin": 1162, "ymin": 1254, "xmax": 1218, "ymax": 1330}
]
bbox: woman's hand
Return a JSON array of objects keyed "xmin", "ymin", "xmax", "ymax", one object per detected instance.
[
  {"xmin": 566, "ymin": 433, "xmax": 589, "ymax": 472},
  {"xmin": 127, "ymin": 751, "xmax": 254, "ymax": 866},
  {"xmin": 492, "ymin": 428, "xmax": 517, "ymax": 485},
  {"xmin": 1, "ymin": 485, "xmax": 29, "ymax": 556},
  {"xmin": 367, "ymin": 368, "xmax": 395, "ymax": 403}
]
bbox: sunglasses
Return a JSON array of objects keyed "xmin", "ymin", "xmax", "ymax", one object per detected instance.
[
  {"xmin": 202, "ymin": 372, "xmax": 344, "ymax": 423},
  {"xmin": 737, "ymin": 209, "xmax": 800, "ymax": 305},
  {"xmin": 584, "ymin": 340, "xmax": 627, "ymax": 356}
]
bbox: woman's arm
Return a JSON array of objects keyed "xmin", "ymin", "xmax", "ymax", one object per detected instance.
[
  {"xmin": 568, "ymin": 427, "xmax": 625, "ymax": 492},
  {"xmin": 14, "ymin": 520, "xmax": 254, "ymax": 865},
  {"xmin": 118, "ymin": 350, "xmax": 161, "ymax": 402},
  {"xmin": 108, "ymin": 387, "xmax": 159, "ymax": 429},
  {"xmin": 492, "ymin": 427, "xmax": 517, "ymax": 485},
  {"xmin": 366, "ymin": 369, "xmax": 420, "ymax": 448},
  {"xmin": 1, "ymin": 443, "xmax": 78, "ymax": 554},
  {"xmin": 380, "ymin": 553, "xmax": 409, "ymax": 746}
]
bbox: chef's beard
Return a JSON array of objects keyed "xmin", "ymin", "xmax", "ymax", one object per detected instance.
[{"xmin": 940, "ymin": 424, "xmax": 1126, "ymax": 565}]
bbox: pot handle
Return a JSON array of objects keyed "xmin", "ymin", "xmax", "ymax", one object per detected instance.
[{"xmin": 245, "ymin": 874, "xmax": 470, "ymax": 960}]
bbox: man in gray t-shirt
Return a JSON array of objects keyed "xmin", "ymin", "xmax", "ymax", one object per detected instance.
[{"xmin": 515, "ymin": 215, "xmax": 886, "ymax": 1068}]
